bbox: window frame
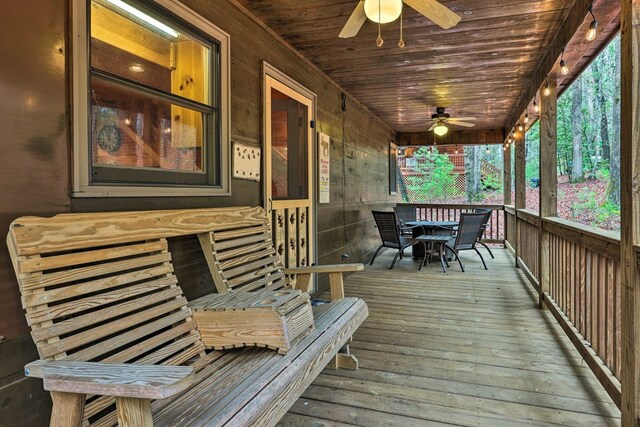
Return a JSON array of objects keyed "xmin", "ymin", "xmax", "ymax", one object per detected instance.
[{"xmin": 72, "ymin": 0, "xmax": 230, "ymax": 197}]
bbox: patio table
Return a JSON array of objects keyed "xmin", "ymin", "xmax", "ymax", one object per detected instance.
[
  {"xmin": 405, "ymin": 220, "xmax": 458, "ymax": 259},
  {"xmin": 415, "ymin": 235, "xmax": 452, "ymax": 273}
]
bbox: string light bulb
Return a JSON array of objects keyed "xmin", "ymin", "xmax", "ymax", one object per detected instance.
[
  {"xmin": 518, "ymin": 122, "xmax": 524, "ymax": 132},
  {"xmin": 524, "ymin": 113, "xmax": 530, "ymax": 124},
  {"xmin": 560, "ymin": 49, "xmax": 569, "ymax": 75},
  {"xmin": 586, "ymin": 3, "xmax": 598, "ymax": 42},
  {"xmin": 533, "ymin": 98, "xmax": 539, "ymax": 113},
  {"xmin": 544, "ymin": 81, "xmax": 551, "ymax": 97}
]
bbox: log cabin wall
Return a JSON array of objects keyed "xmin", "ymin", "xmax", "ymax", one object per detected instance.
[{"xmin": 0, "ymin": 0, "xmax": 396, "ymax": 423}]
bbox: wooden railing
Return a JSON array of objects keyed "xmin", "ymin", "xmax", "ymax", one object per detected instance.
[
  {"xmin": 516, "ymin": 209, "xmax": 541, "ymax": 290},
  {"xmin": 398, "ymin": 203, "xmax": 505, "ymax": 243},
  {"xmin": 506, "ymin": 210, "xmax": 623, "ymax": 407},
  {"xmin": 504, "ymin": 206, "xmax": 516, "ymax": 253},
  {"xmin": 542, "ymin": 218, "xmax": 622, "ymax": 405}
]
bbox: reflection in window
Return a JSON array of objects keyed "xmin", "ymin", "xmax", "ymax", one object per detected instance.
[
  {"xmin": 89, "ymin": 0, "xmax": 219, "ymax": 186},
  {"xmin": 270, "ymin": 88, "xmax": 308, "ymax": 199}
]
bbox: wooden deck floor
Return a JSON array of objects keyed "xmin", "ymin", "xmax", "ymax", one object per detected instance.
[{"xmin": 279, "ymin": 249, "xmax": 621, "ymax": 426}]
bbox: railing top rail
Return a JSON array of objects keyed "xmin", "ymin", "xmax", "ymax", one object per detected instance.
[
  {"xmin": 542, "ymin": 216, "xmax": 620, "ymax": 244},
  {"xmin": 397, "ymin": 203, "xmax": 505, "ymax": 210}
]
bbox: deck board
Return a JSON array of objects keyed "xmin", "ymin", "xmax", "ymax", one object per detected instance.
[{"xmin": 280, "ymin": 249, "xmax": 620, "ymax": 426}]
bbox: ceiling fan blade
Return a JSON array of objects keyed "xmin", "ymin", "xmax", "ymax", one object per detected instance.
[
  {"xmin": 404, "ymin": 0, "xmax": 461, "ymax": 29},
  {"xmin": 448, "ymin": 117, "xmax": 477, "ymax": 122},
  {"xmin": 428, "ymin": 122, "xmax": 438, "ymax": 131},
  {"xmin": 339, "ymin": 1, "xmax": 367, "ymax": 38},
  {"xmin": 450, "ymin": 121, "xmax": 475, "ymax": 128}
]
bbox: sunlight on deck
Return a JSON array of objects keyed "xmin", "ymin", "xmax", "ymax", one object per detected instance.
[{"xmin": 280, "ymin": 249, "xmax": 621, "ymax": 426}]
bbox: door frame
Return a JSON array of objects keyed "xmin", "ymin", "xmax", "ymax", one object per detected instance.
[{"xmin": 262, "ymin": 62, "xmax": 318, "ymax": 275}]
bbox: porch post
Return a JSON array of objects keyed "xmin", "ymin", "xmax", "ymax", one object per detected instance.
[
  {"xmin": 620, "ymin": 1, "xmax": 640, "ymax": 425},
  {"xmin": 539, "ymin": 82, "xmax": 557, "ymax": 309},
  {"xmin": 514, "ymin": 122, "xmax": 526, "ymax": 266},
  {"xmin": 503, "ymin": 143, "xmax": 512, "ymax": 206}
]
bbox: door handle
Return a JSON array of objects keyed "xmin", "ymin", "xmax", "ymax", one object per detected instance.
[{"xmin": 268, "ymin": 198, "xmax": 273, "ymax": 213}]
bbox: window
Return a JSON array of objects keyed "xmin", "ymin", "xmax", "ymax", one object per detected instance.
[
  {"xmin": 556, "ymin": 35, "xmax": 620, "ymax": 231},
  {"xmin": 525, "ymin": 120, "xmax": 540, "ymax": 213},
  {"xmin": 73, "ymin": 0, "xmax": 229, "ymax": 196}
]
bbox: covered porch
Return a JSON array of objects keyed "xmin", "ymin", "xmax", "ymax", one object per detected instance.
[
  {"xmin": 284, "ymin": 249, "xmax": 620, "ymax": 426},
  {"xmin": 3, "ymin": 0, "xmax": 640, "ymax": 426}
]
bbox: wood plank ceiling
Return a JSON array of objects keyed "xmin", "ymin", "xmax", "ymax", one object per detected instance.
[{"xmin": 237, "ymin": 0, "xmax": 574, "ymax": 133}]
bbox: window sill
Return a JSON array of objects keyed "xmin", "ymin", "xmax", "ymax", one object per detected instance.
[{"xmin": 72, "ymin": 185, "xmax": 230, "ymax": 198}]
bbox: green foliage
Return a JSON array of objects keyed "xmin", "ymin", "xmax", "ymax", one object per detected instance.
[
  {"xmin": 482, "ymin": 174, "xmax": 502, "ymax": 192},
  {"xmin": 570, "ymin": 188, "xmax": 620, "ymax": 228},
  {"xmin": 405, "ymin": 147, "xmax": 457, "ymax": 202},
  {"xmin": 525, "ymin": 121, "xmax": 540, "ymax": 183}
]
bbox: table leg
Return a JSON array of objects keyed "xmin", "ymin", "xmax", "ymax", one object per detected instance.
[
  {"xmin": 439, "ymin": 243, "xmax": 447, "ymax": 273},
  {"xmin": 419, "ymin": 242, "xmax": 427, "ymax": 270}
]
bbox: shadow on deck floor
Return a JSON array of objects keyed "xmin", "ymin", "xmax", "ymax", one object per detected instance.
[{"xmin": 280, "ymin": 249, "xmax": 621, "ymax": 426}]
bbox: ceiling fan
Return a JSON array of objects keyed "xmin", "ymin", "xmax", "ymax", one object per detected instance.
[
  {"xmin": 339, "ymin": 0, "xmax": 461, "ymax": 40},
  {"xmin": 428, "ymin": 107, "xmax": 476, "ymax": 136}
]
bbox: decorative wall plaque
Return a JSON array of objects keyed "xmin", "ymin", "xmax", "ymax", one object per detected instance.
[{"xmin": 233, "ymin": 140, "xmax": 261, "ymax": 182}]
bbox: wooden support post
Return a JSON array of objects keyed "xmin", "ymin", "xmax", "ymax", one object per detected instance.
[
  {"xmin": 329, "ymin": 341, "xmax": 359, "ymax": 370},
  {"xmin": 503, "ymin": 143, "xmax": 512, "ymax": 206},
  {"xmin": 116, "ymin": 397, "xmax": 153, "ymax": 427},
  {"xmin": 514, "ymin": 125, "xmax": 526, "ymax": 266},
  {"xmin": 50, "ymin": 392, "xmax": 85, "ymax": 427},
  {"xmin": 620, "ymin": 2, "xmax": 640, "ymax": 425},
  {"xmin": 329, "ymin": 272, "xmax": 345, "ymax": 301},
  {"xmin": 539, "ymin": 81, "xmax": 558, "ymax": 309},
  {"xmin": 294, "ymin": 273, "xmax": 313, "ymax": 293}
]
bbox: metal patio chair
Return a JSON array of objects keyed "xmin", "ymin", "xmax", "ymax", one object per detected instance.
[
  {"xmin": 370, "ymin": 211, "xmax": 427, "ymax": 270},
  {"xmin": 444, "ymin": 212, "xmax": 489, "ymax": 272},
  {"xmin": 474, "ymin": 208, "xmax": 495, "ymax": 259},
  {"xmin": 394, "ymin": 205, "xmax": 420, "ymax": 236}
]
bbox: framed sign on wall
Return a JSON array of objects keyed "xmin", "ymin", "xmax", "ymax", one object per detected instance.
[
  {"xmin": 318, "ymin": 132, "xmax": 330, "ymax": 203},
  {"xmin": 389, "ymin": 141, "xmax": 398, "ymax": 195}
]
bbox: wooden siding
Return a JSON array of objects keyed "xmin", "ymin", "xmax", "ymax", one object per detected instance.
[
  {"xmin": 0, "ymin": 0, "xmax": 395, "ymax": 423},
  {"xmin": 282, "ymin": 249, "xmax": 621, "ymax": 426}
]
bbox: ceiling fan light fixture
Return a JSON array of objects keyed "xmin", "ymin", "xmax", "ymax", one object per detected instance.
[
  {"xmin": 364, "ymin": 0, "xmax": 403, "ymax": 24},
  {"xmin": 434, "ymin": 123, "xmax": 449, "ymax": 136}
]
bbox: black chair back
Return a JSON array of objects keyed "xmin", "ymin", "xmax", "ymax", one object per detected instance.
[
  {"xmin": 453, "ymin": 213, "xmax": 486, "ymax": 250},
  {"xmin": 473, "ymin": 208, "xmax": 492, "ymax": 240},
  {"xmin": 394, "ymin": 205, "xmax": 417, "ymax": 226},
  {"xmin": 372, "ymin": 211, "xmax": 402, "ymax": 248}
]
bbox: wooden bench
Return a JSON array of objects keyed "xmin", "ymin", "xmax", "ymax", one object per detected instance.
[
  {"xmin": 192, "ymin": 207, "xmax": 364, "ymax": 357},
  {"xmin": 7, "ymin": 207, "xmax": 368, "ymax": 426}
]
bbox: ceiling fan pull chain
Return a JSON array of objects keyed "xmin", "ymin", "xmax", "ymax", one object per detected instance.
[
  {"xmin": 376, "ymin": 0, "xmax": 384, "ymax": 47},
  {"xmin": 398, "ymin": 8, "xmax": 405, "ymax": 48}
]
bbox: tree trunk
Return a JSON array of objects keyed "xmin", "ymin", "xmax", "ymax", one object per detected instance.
[
  {"xmin": 608, "ymin": 40, "xmax": 621, "ymax": 206},
  {"xmin": 570, "ymin": 77, "xmax": 584, "ymax": 183},
  {"xmin": 465, "ymin": 145, "xmax": 481, "ymax": 202},
  {"xmin": 593, "ymin": 59, "xmax": 611, "ymax": 162}
]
